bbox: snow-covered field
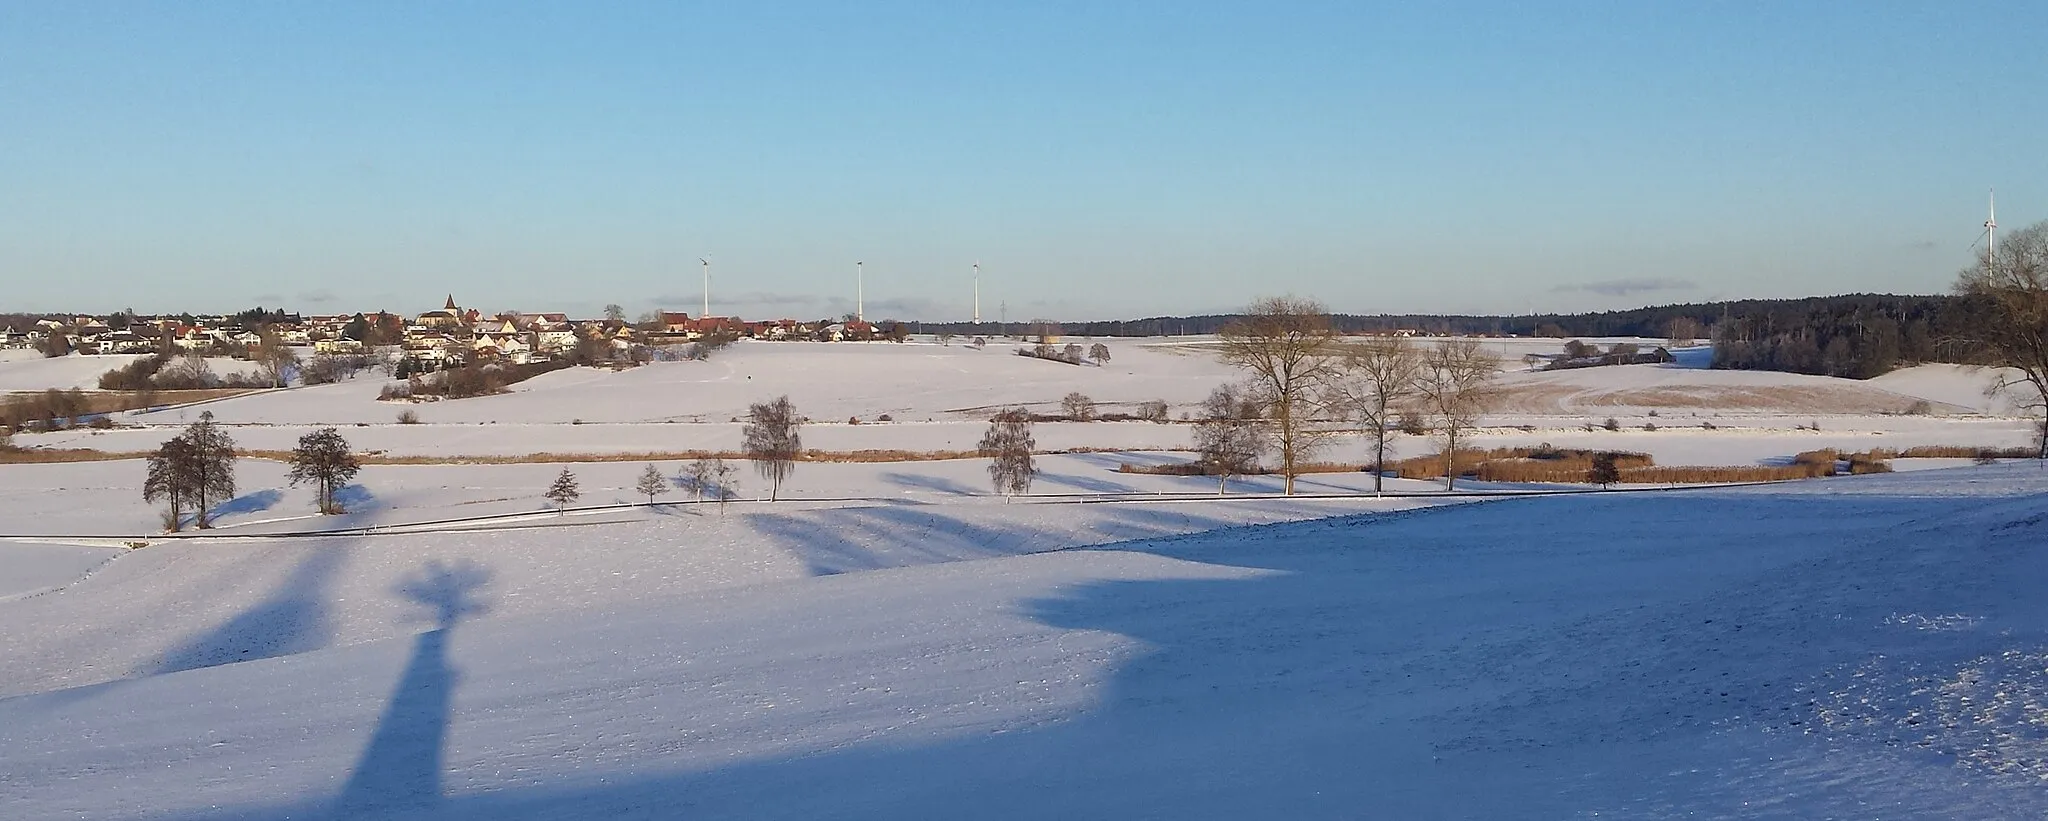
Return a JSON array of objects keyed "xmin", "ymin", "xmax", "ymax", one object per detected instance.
[
  {"xmin": 6, "ymin": 338, "xmax": 2048, "ymax": 817},
  {"xmin": 4, "ymin": 464, "xmax": 2047, "ymax": 818},
  {"xmin": 6, "ymin": 338, "xmax": 2039, "ymax": 471},
  {"xmin": 0, "ymin": 350, "xmax": 265, "ymax": 392},
  {"xmin": 0, "ymin": 454, "xmax": 1466, "ymax": 538}
]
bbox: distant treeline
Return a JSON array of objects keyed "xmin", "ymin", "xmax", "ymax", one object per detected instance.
[
  {"xmin": 1707, "ymin": 294, "xmax": 1985, "ymax": 379},
  {"xmin": 907, "ymin": 293, "xmax": 1979, "ymax": 380},
  {"xmin": 915, "ymin": 295, "xmax": 1947, "ymax": 340}
]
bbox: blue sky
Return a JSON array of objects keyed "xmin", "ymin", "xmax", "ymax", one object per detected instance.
[{"xmin": 3, "ymin": 2, "xmax": 2043, "ymax": 320}]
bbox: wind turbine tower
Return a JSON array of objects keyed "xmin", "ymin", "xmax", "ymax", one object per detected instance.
[
  {"xmin": 1987, "ymin": 189, "xmax": 1999, "ymax": 268},
  {"xmin": 972, "ymin": 261, "xmax": 981, "ymax": 324},
  {"xmin": 856, "ymin": 261, "xmax": 864, "ymax": 322},
  {"xmin": 699, "ymin": 257, "xmax": 711, "ymax": 318}
]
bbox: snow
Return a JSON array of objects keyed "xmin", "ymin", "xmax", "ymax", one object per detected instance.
[
  {"xmin": 4, "ymin": 465, "xmax": 2048, "ymax": 818},
  {"xmin": 1869, "ymin": 363, "xmax": 2036, "ymax": 416},
  {"xmin": 5, "ymin": 338, "xmax": 2035, "ymax": 481},
  {"xmin": 1495, "ymin": 361, "xmax": 1975, "ymax": 415},
  {"xmin": 0, "ymin": 352, "xmax": 151, "ymax": 391},
  {"xmin": 0, "ymin": 541, "xmax": 120, "ymax": 600},
  {"xmin": 0, "ymin": 352, "xmax": 268, "ymax": 392},
  {"xmin": 0, "ymin": 454, "xmax": 1458, "ymax": 538},
  {"xmin": 7, "ymin": 335, "xmax": 2048, "ymax": 816}
]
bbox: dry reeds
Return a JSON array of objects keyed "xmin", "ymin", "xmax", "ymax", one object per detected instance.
[
  {"xmin": 1891, "ymin": 445, "xmax": 2038, "ymax": 460},
  {"xmin": 1117, "ymin": 460, "xmax": 1362, "ymax": 477},
  {"xmin": 1389, "ymin": 446, "xmax": 1651, "ymax": 482},
  {"xmin": 1392, "ymin": 445, "xmax": 1866, "ymax": 485},
  {"xmin": 1119, "ymin": 461, "xmax": 1208, "ymax": 476},
  {"xmin": 1620, "ymin": 465, "xmax": 1827, "ymax": 483},
  {"xmin": 0, "ymin": 448, "xmax": 150, "ymax": 464}
]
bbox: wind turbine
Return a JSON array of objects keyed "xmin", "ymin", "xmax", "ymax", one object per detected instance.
[
  {"xmin": 972, "ymin": 261, "xmax": 981, "ymax": 324},
  {"xmin": 1987, "ymin": 189, "xmax": 1999, "ymax": 270},
  {"xmin": 856, "ymin": 261, "xmax": 864, "ymax": 322},
  {"xmin": 1971, "ymin": 190, "xmax": 1999, "ymax": 277},
  {"xmin": 699, "ymin": 257, "xmax": 710, "ymax": 318}
]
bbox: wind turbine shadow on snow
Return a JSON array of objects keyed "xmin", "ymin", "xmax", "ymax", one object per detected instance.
[{"xmin": 331, "ymin": 559, "xmax": 491, "ymax": 817}]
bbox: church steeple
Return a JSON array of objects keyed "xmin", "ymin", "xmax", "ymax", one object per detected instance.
[{"xmin": 444, "ymin": 294, "xmax": 458, "ymax": 311}]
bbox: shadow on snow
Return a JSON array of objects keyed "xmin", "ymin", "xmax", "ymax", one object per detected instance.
[
  {"xmin": 148, "ymin": 546, "xmax": 349, "ymax": 676},
  {"xmin": 159, "ymin": 483, "xmax": 2048, "ymax": 818},
  {"xmin": 332, "ymin": 559, "xmax": 492, "ymax": 817}
]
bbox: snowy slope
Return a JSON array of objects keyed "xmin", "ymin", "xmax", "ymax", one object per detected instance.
[
  {"xmin": 1494, "ymin": 361, "xmax": 1974, "ymax": 415},
  {"xmin": 0, "ymin": 352, "xmax": 269, "ymax": 392},
  {"xmin": 1869, "ymin": 363, "xmax": 2036, "ymax": 415},
  {"xmin": 74, "ymin": 336, "xmax": 1925, "ymax": 429},
  {"xmin": 0, "ymin": 454, "xmax": 1455, "ymax": 537},
  {"xmin": 0, "ymin": 353, "xmax": 149, "ymax": 391},
  {"xmin": 132, "ymin": 340, "xmax": 1241, "ymax": 426},
  {"xmin": 0, "ymin": 491, "xmax": 1449, "ymax": 698},
  {"xmin": 0, "ymin": 542, "xmax": 120, "ymax": 600},
  {"xmin": 4, "ymin": 466, "xmax": 2048, "ymax": 818}
]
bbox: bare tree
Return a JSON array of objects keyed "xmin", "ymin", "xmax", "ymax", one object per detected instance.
[
  {"xmin": 1588, "ymin": 452, "xmax": 1621, "ymax": 487},
  {"xmin": 1666, "ymin": 317, "xmax": 1702, "ymax": 348},
  {"xmin": 255, "ymin": 327, "xmax": 298, "ymax": 388},
  {"xmin": 142, "ymin": 412, "xmax": 237, "ymax": 529},
  {"xmin": 1192, "ymin": 383, "xmax": 1268, "ymax": 494},
  {"xmin": 544, "ymin": 468, "xmax": 580, "ymax": 511},
  {"xmin": 143, "ymin": 435, "xmax": 198, "ymax": 531},
  {"xmin": 1957, "ymin": 219, "xmax": 2048, "ymax": 458},
  {"xmin": 1325, "ymin": 337, "xmax": 1421, "ymax": 493},
  {"xmin": 603, "ymin": 304, "xmax": 626, "ymax": 323},
  {"xmin": 682, "ymin": 457, "xmax": 737, "ymax": 512},
  {"xmin": 979, "ymin": 408, "xmax": 1036, "ymax": 497},
  {"xmin": 286, "ymin": 427, "xmax": 360, "ymax": 514},
  {"xmin": 1088, "ymin": 343, "xmax": 1111, "ymax": 365},
  {"xmin": 158, "ymin": 353, "xmax": 218, "ymax": 389},
  {"xmin": 743, "ymin": 396, "xmax": 803, "ymax": 500},
  {"xmin": 36, "ymin": 331, "xmax": 72, "ymax": 358},
  {"xmin": 1061, "ymin": 391, "xmax": 1096, "ymax": 421},
  {"xmin": 1413, "ymin": 339, "xmax": 1501, "ymax": 490},
  {"xmin": 1028, "ymin": 320, "xmax": 1061, "ymax": 345},
  {"xmin": 187, "ymin": 411, "xmax": 236, "ymax": 527},
  {"xmin": 1218, "ymin": 296, "xmax": 1342, "ymax": 494},
  {"xmin": 635, "ymin": 463, "xmax": 670, "ymax": 505}
]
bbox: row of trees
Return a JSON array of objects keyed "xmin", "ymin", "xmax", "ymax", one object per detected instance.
[
  {"xmin": 139, "ymin": 395, "xmax": 807, "ymax": 530},
  {"xmin": 142, "ymin": 415, "xmax": 360, "ymax": 530},
  {"xmin": 1214, "ymin": 297, "xmax": 1502, "ymax": 493},
  {"xmin": 550, "ymin": 459, "xmax": 745, "ymax": 513}
]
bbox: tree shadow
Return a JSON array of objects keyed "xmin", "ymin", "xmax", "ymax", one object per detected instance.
[
  {"xmin": 208, "ymin": 488, "xmax": 286, "ymax": 521},
  {"xmin": 750, "ymin": 504, "xmax": 1045, "ymax": 576},
  {"xmin": 433, "ymin": 489, "xmax": 2046, "ymax": 817},
  {"xmin": 331, "ymin": 559, "xmax": 491, "ymax": 817},
  {"xmin": 1078, "ymin": 505, "xmax": 1241, "ymax": 543},
  {"xmin": 1032, "ymin": 471, "xmax": 1141, "ymax": 494},
  {"xmin": 142, "ymin": 484, "xmax": 2048, "ymax": 819},
  {"xmin": 333, "ymin": 484, "xmax": 377, "ymax": 513},
  {"xmin": 147, "ymin": 547, "xmax": 349, "ymax": 676},
  {"xmin": 1061, "ymin": 451, "xmax": 1174, "ymax": 471},
  {"xmin": 880, "ymin": 471, "xmax": 983, "ymax": 496}
]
